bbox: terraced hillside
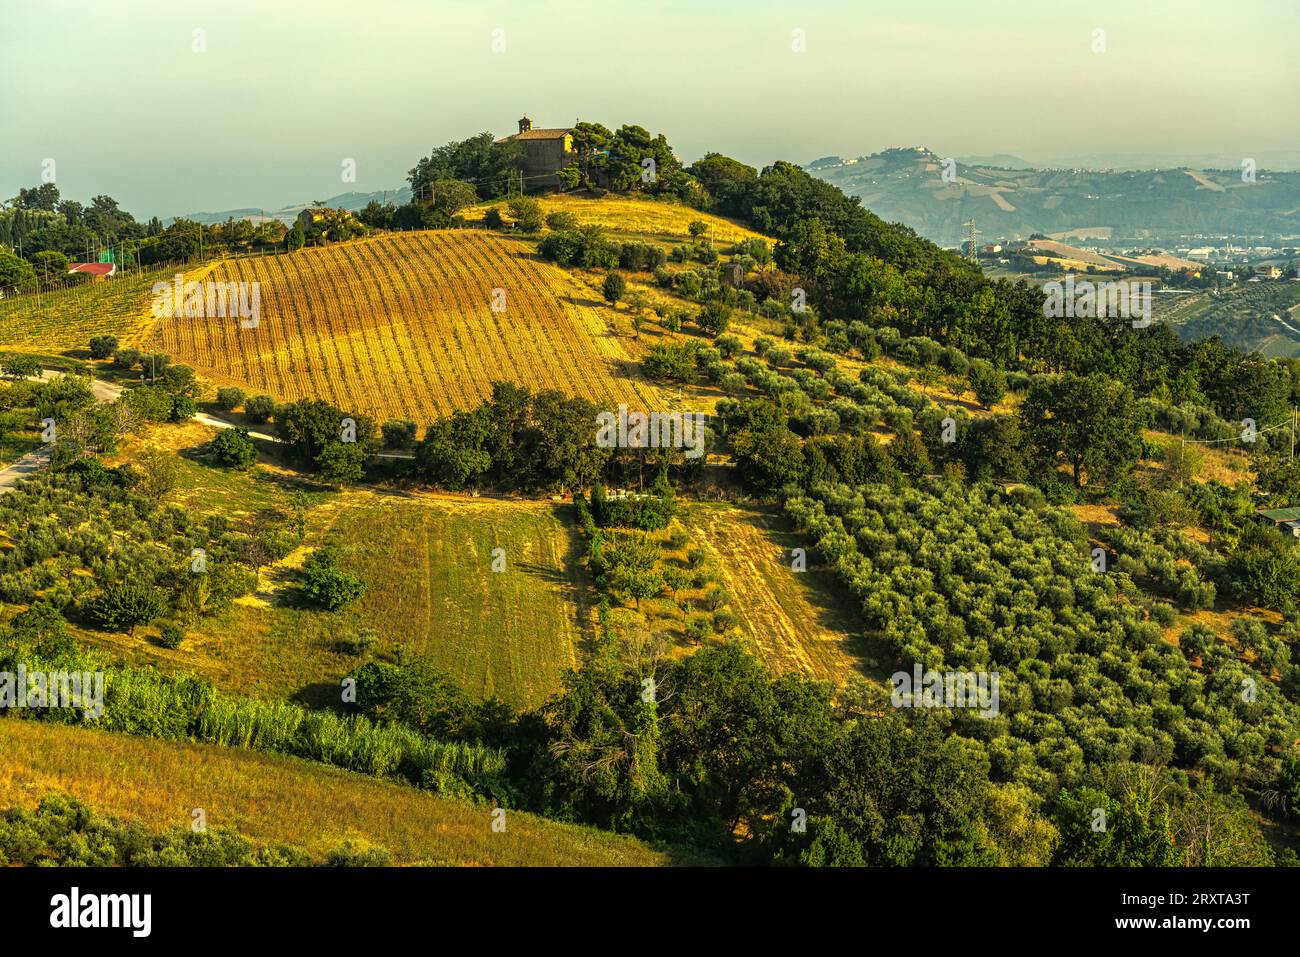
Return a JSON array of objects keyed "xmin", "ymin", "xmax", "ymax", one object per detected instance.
[{"xmin": 152, "ymin": 230, "xmax": 662, "ymax": 426}]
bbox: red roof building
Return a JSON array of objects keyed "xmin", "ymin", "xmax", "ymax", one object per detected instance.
[{"xmin": 67, "ymin": 263, "xmax": 116, "ymax": 277}]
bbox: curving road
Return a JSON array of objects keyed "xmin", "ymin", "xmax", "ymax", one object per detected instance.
[{"xmin": 0, "ymin": 369, "xmax": 412, "ymax": 493}]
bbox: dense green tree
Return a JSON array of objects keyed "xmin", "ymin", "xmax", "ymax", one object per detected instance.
[{"xmin": 1021, "ymin": 373, "xmax": 1144, "ymax": 487}]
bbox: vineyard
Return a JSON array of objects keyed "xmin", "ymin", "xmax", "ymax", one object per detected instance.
[
  {"xmin": 154, "ymin": 230, "xmax": 662, "ymax": 426},
  {"xmin": 0, "ymin": 265, "xmax": 178, "ymax": 352}
]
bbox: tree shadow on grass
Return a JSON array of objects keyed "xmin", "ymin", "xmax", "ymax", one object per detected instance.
[{"xmin": 289, "ymin": 681, "xmax": 347, "ymax": 713}]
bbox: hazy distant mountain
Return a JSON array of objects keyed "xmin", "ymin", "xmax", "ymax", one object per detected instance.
[
  {"xmin": 168, "ymin": 187, "xmax": 413, "ymax": 226},
  {"xmin": 955, "ymin": 154, "xmax": 1035, "ymax": 170},
  {"xmin": 808, "ymin": 148, "xmax": 1300, "ymax": 245},
  {"xmin": 1030, "ymin": 151, "xmax": 1300, "ymax": 172}
]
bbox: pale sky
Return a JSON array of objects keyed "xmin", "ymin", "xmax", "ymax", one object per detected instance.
[{"xmin": 2, "ymin": 0, "xmax": 1296, "ymax": 218}]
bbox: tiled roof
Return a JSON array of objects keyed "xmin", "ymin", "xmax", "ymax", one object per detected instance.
[
  {"xmin": 67, "ymin": 263, "xmax": 116, "ymax": 276},
  {"xmin": 511, "ymin": 128, "xmax": 571, "ymax": 141}
]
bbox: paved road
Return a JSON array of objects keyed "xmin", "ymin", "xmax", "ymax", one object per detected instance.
[{"xmin": 0, "ymin": 446, "xmax": 52, "ymax": 494}]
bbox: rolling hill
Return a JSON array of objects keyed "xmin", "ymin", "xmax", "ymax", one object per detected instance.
[
  {"xmin": 0, "ymin": 719, "xmax": 687, "ymax": 866},
  {"xmin": 148, "ymin": 230, "xmax": 664, "ymax": 426},
  {"xmin": 809, "ymin": 147, "xmax": 1300, "ymax": 245}
]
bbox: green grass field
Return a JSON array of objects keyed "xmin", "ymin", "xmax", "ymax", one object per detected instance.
[
  {"xmin": 327, "ymin": 495, "xmax": 591, "ymax": 707},
  {"xmin": 82, "ymin": 487, "xmax": 593, "ymax": 709},
  {"xmin": 0, "ymin": 719, "xmax": 692, "ymax": 865}
]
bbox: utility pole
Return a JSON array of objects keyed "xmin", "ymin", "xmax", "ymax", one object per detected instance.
[{"xmin": 962, "ymin": 219, "xmax": 980, "ymax": 263}]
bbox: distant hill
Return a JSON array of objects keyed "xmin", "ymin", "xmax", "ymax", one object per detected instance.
[
  {"xmin": 807, "ymin": 147, "xmax": 1300, "ymax": 246},
  {"xmin": 168, "ymin": 187, "xmax": 413, "ymax": 226}
]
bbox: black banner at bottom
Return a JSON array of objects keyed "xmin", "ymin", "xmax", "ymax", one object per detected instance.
[{"xmin": 0, "ymin": 865, "xmax": 1277, "ymax": 944}]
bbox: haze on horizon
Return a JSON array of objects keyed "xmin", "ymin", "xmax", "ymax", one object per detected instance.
[{"xmin": 2, "ymin": 0, "xmax": 1296, "ymax": 219}]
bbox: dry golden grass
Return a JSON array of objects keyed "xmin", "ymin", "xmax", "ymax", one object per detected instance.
[
  {"xmin": 1143, "ymin": 430, "xmax": 1253, "ymax": 485},
  {"xmin": 464, "ymin": 194, "xmax": 767, "ymax": 245},
  {"xmin": 153, "ymin": 231, "xmax": 662, "ymax": 428},
  {"xmin": 0, "ymin": 719, "xmax": 683, "ymax": 865},
  {"xmin": 685, "ymin": 503, "xmax": 871, "ymax": 683},
  {"xmin": 617, "ymin": 503, "xmax": 868, "ymax": 684}
]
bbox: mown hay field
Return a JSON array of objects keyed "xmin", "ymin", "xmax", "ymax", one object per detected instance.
[
  {"xmin": 137, "ymin": 494, "xmax": 589, "ymax": 709},
  {"xmin": 463, "ymin": 194, "xmax": 768, "ymax": 245},
  {"xmin": 327, "ymin": 495, "xmax": 590, "ymax": 707},
  {"xmin": 0, "ymin": 719, "xmax": 686, "ymax": 865},
  {"xmin": 683, "ymin": 502, "xmax": 872, "ymax": 684},
  {"xmin": 155, "ymin": 230, "xmax": 661, "ymax": 426}
]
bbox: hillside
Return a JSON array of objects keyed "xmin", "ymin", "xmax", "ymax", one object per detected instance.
[
  {"xmin": 1153, "ymin": 283, "xmax": 1300, "ymax": 357},
  {"xmin": 463, "ymin": 194, "xmax": 765, "ymax": 245},
  {"xmin": 151, "ymin": 230, "xmax": 663, "ymax": 426},
  {"xmin": 0, "ymin": 265, "xmax": 173, "ymax": 352},
  {"xmin": 808, "ymin": 147, "xmax": 1300, "ymax": 245},
  {"xmin": 0, "ymin": 719, "xmax": 685, "ymax": 866}
]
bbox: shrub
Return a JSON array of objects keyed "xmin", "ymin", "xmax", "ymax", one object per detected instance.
[
  {"xmin": 698, "ymin": 300, "xmax": 732, "ymax": 336},
  {"xmin": 325, "ymin": 839, "xmax": 392, "ymax": 867},
  {"xmin": 381, "ymin": 419, "xmax": 418, "ymax": 448},
  {"xmin": 169, "ymin": 394, "xmax": 196, "ymax": 422},
  {"xmin": 302, "ymin": 546, "xmax": 366, "ymax": 610},
  {"xmin": 643, "ymin": 343, "xmax": 697, "ymax": 382},
  {"xmin": 712, "ymin": 607, "xmax": 741, "ymax": 632},
  {"xmin": 715, "ymin": 334, "xmax": 743, "ymax": 359},
  {"xmin": 84, "ymin": 582, "xmax": 165, "ymax": 635},
  {"xmin": 619, "ymin": 242, "xmax": 668, "ymax": 271},
  {"xmin": 507, "ymin": 196, "xmax": 544, "ymax": 232},
  {"xmin": 545, "ymin": 211, "xmax": 578, "ymax": 231},
  {"xmin": 602, "ymin": 271, "xmax": 626, "ymax": 305},
  {"xmin": 88, "ymin": 335, "xmax": 118, "ymax": 360},
  {"xmin": 685, "ymin": 616, "xmax": 712, "ymax": 642},
  {"xmin": 701, "ymin": 585, "xmax": 730, "ymax": 611},
  {"xmin": 539, "ymin": 226, "xmax": 617, "ymax": 269},
  {"xmin": 158, "ymin": 621, "xmax": 185, "ymax": 649},
  {"xmin": 215, "ymin": 387, "xmax": 245, "ymax": 411},
  {"xmin": 210, "ymin": 428, "xmax": 257, "ymax": 469},
  {"xmin": 244, "ymin": 394, "xmax": 276, "ymax": 423}
]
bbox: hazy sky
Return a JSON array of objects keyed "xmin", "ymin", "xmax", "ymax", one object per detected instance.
[{"xmin": 2, "ymin": 0, "xmax": 1296, "ymax": 218}]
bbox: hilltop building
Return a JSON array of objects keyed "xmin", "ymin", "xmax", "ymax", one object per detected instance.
[
  {"xmin": 498, "ymin": 117, "xmax": 575, "ymax": 191},
  {"xmin": 296, "ymin": 207, "xmax": 330, "ymax": 232}
]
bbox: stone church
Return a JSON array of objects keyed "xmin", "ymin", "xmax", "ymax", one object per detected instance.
[{"xmin": 498, "ymin": 117, "xmax": 575, "ymax": 190}]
